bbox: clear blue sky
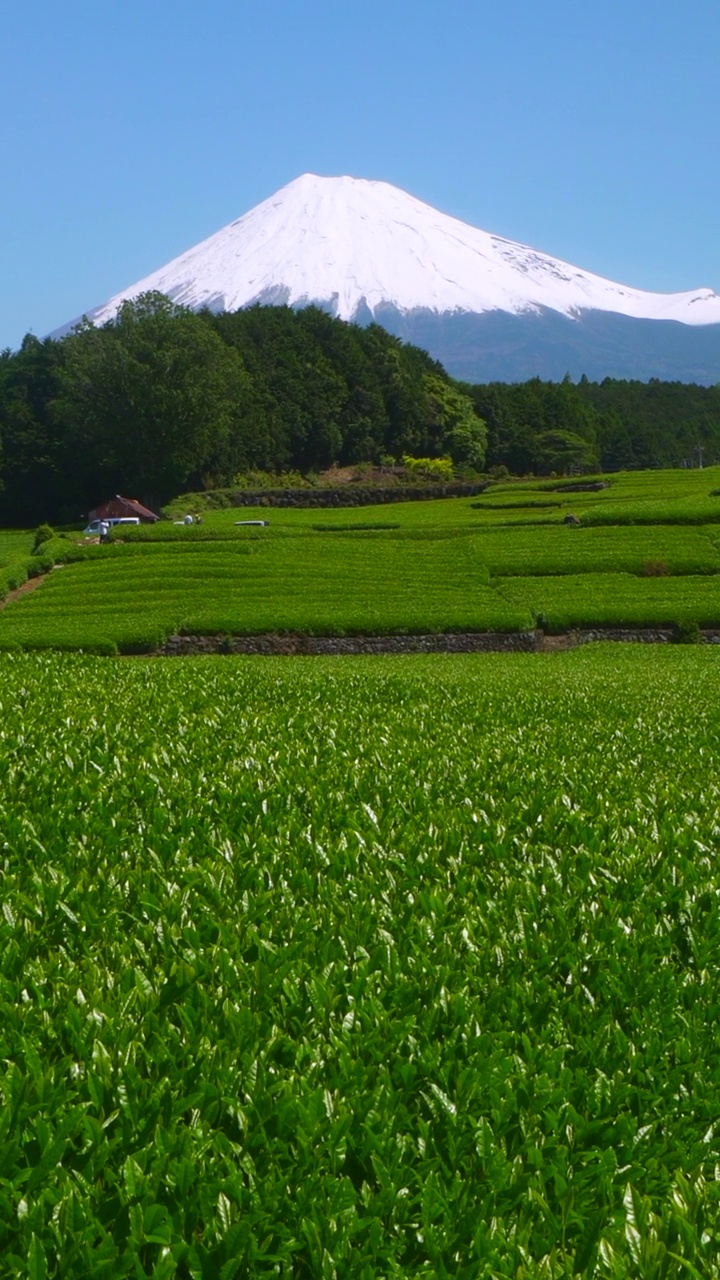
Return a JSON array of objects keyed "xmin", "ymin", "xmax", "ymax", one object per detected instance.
[{"xmin": 2, "ymin": 0, "xmax": 718, "ymax": 350}]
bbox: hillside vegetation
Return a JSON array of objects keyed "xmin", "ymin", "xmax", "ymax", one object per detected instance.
[
  {"xmin": 2, "ymin": 295, "xmax": 720, "ymax": 527},
  {"xmin": 0, "ymin": 297, "xmax": 485, "ymax": 525}
]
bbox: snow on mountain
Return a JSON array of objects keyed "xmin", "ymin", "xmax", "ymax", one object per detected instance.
[{"xmin": 69, "ymin": 174, "xmax": 720, "ymax": 333}]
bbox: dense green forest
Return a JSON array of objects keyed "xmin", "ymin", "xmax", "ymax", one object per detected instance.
[
  {"xmin": 0, "ymin": 292, "xmax": 718, "ymax": 525},
  {"xmin": 469, "ymin": 376, "xmax": 720, "ymax": 476},
  {"xmin": 0, "ymin": 295, "xmax": 485, "ymax": 524}
]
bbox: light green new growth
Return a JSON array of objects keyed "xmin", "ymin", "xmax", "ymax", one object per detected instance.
[{"xmin": 1, "ymin": 647, "xmax": 719, "ymax": 1275}]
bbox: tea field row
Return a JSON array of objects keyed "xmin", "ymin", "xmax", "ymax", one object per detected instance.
[
  {"xmin": 166, "ymin": 465, "xmax": 720, "ymax": 530},
  {"xmin": 497, "ymin": 572, "xmax": 720, "ymax": 630},
  {"xmin": 2, "ymin": 647, "xmax": 720, "ymax": 1276},
  {"xmin": 2, "ymin": 523, "xmax": 720, "ymax": 651},
  {"xmin": 115, "ymin": 522, "xmax": 720, "ymax": 577}
]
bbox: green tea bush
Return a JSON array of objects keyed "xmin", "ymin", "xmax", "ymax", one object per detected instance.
[
  {"xmin": 0, "ymin": 563, "xmax": 27, "ymax": 597},
  {"xmin": 32, "ymin": 522, "xmax": 55, "ymax": 552},
  {"xmin": 639, "ymin": 559, "xmax": 669, "ymax": 577},
  {"xmin": 26, "ymin": 552, "xmax": 55, "ymax": 578},
  {"xmin": 41, "ymin": 536, "xmax": 90, "ymax": 565},
  {"xmin": 674, "ymin": 618, "xmax": 701, "ymax": 644},
  {"xmin": 310, "ymin": 522, "xmax": 401, "ymax": 532},
  {"xmin": 498, "ymin": 572, "xmax": 720, "ymax": 631},
  {"xmin": 1, "ymin": 648, "xmax": 720, "ymax": 1274},
  {"xmin": 582, "ymin": 499, "xmax": 720, "ymax": 526},
  {"xmin": 0, "ymin": 537, "xmax": 522, "ymax": 651}
]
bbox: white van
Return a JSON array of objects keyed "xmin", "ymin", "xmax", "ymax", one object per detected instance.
[{"xmin": 83, "ymin": 517, "xmax": 141, "ymax": 535}]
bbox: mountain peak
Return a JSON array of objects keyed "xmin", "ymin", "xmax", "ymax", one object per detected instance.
[
  {"xmin": 57, "ymin": 173, "xmax": 720, "ymax": 345},
  {"xmin": 53, "ymin": 172, "xmax": 717, "ymax": 384}
]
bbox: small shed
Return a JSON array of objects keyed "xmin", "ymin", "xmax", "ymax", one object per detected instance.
[{"xmin": 88, "ymin": 495, "xmax": 159, "ymax": 523}]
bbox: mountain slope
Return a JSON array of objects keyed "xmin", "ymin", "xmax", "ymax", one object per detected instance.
[{"xmin": 56, "ymin": 174, "xmax": 720, "ymax": 381}]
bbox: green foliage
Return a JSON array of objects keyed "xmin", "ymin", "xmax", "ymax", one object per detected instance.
[
  {"xmin": 311, "ymin": 521, "xmax": 401, "ymax": 532},
  {"xmin": 497, "ymin": 572, "xmax": 720, "ymax": 630},
  {"xmin": 0, "ymin": 562, "xmax": 27, "ymax": 598},
  {"xmin": 1, "ymin": 647, "xmax": 720, "ymax": 1273},
  {"xmin": 640, "ymin": 559, "xmax": 669, "ymax": 577},
  {"xmin": 54, "ymin": 293, "xmax": 251, "ymax": 505},
  {"xmin": 1, "ymin": 303, "xmax": 481, "ymax": 524},
  {"xmin": 479, "ymin": 523, "xmax": 720, "ymax": 577},
  {"xmin": 26, "ymin": 552, "xmax": 55, "ymax": 579},
  {"xmin": 533, "ymin": 428, "xmax": 599, "ymax": 476},
  {"xmin": 674, "ymin": 618, "xmax": 701, "ymax": 644},
  {"xmin": 32, "ymin": 523, "xmax": 54, "ymax": 552},
  {"xmin": 0, "ymin": 529, "xmax": 33, "ymax": 563},
  {"xmin": 422, "ymin": 372, "xmax": 488, "ymax": 468},
  {"xmin": 402, "ymin": 454, "xmax": 455, "ymax": 480},
  {"xmin": 582, "ymin": 497, "xmax": 720, "ymax": 526},
  {"xmin": 3, "ymin": 303, "xmax": 720, "ymax": 529},
  {"xmin": 0, "ymin": 336, "xmax": 72, "ymax": 525},
  {"xmin": 230, "ymin": 467, "xmax": 311, "ymax": 490},
  {"xmin": 0, "ymin": 533, "xmax": 517, "ymax": 651},
  {"xmin": 2, "ymin": 472, "xmax": 720, "ymax": 649},
  {"xmin": 472, "ymin": 375, "xmax": 720, "ymax": 475}
]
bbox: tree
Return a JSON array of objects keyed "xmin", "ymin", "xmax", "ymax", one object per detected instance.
[
  {"xmin": 422, "ymin": 374, "xmax": 488, "ymax": 468},
  {"xmin": 533, "ymin": 429, "xmax": 598, "ymax": 476},
  {"xmin": 55, "ymin": 293, "xmax": 252, "ymax": 504},
  {"xmin": 0, "ymin": 335, "xmax": 74, "ymax": 524}
]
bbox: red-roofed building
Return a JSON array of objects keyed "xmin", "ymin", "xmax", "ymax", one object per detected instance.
[{"xmin": 88, "ymin": 495, "xmax": 159, "ymax": 523}]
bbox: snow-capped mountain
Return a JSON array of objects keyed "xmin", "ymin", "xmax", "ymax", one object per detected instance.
[{"xmin": 58, "ymin": 174, "xmax": 720, "ymax": 382}]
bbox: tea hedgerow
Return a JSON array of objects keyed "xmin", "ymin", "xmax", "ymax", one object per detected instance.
[{"xmin": 1, "ymin": 647, "xmax": 719, "ymax": 1276}]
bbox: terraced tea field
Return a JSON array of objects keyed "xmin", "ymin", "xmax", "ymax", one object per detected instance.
[
  {"xmin": 0, "ymin": 531, "xmax": 32, "ymax": 564},
  {"xmin": 1, "ymin": 467, "xmax": 720, "ymax": 651},
  {"xmin": 497, "ymin": 571, "xmax": 720, "ymax": 631},
  {"xmin": 0, "ymin": 538, "xmax": 530, "ymax": 651},
  {"xmin": 0, "ymin": 530, "xmax": 34, "ymax": 598},
  {"xmin": 2, "ymin": 646, "xmax": 720, "ymax": 1276}
]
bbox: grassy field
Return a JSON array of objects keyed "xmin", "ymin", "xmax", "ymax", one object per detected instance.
[
  {"xmin": 0, "ymin": 468, "xmax": 720, "ymax": 651},
  {"xmin": 2, "ymin": 645, "xmax": 720, "ymax": 1277}
]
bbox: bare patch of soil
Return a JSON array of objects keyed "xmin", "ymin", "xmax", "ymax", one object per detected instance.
[
  {"xmin": 539, "ymin": 633, "xmax": 578, "ymax": 652},
  {"xmin": 0, "ymin": 569, "xmax": 56, "ymax": 610}
]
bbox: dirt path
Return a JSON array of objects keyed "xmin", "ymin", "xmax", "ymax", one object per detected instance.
[
  {"xmin": 538, "ymin": 633, "xmax": 578, "ymax": 652},
  {"xmin": 0, "ymin": 569, "xmax": 54, "ymax": 610}
]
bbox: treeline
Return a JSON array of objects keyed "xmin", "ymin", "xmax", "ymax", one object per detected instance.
[
  {"xmin": 1, "ymin": 293, "xmax": 719, "ymax": 526},
  {"xmin": 468, "ymin": 376, "xmax": 720, "ymax": 475},
  {"xmin": 0, "ymin": 295, "xmax": 485, "ymax": 525}
]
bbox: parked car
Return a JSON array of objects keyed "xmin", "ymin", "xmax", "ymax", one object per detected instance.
[{"xmin": 83, "ymin": 517, "xmax": 140, "ymax": 535}]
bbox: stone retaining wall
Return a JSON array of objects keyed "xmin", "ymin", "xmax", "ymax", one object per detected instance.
[
  {"xmin": 158, "ymin": 631, "xmax": 541, "ymax": 657},
  {"xmin": 156, "ymin": 628, "xmax": 720, "ymax": 657},
  {"xmin": 575, "ymin": 628, "xmax": 676, "ymax": 645},
  {"xmin": 573, "ymin": 628, "xmax": 720, "ymax": 645},
  {"xmin": 189, "ymin": 482, "xmax": 488, "ymax": 510}
]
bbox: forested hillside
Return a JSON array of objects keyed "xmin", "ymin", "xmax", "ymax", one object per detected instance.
[
  {"xmin": 469, "ymin": 376, "xmax": 720, "ymax": 475},
  {"xmin": 0, "ymin": 293, "xmax": 719, "ymax": 526},
  {"xmin": 0, "ymin": 295, "xmax": 484, "ymax": 524}
]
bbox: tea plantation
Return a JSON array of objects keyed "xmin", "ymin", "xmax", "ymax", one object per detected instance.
[
  {"xmin": 1, "ymin": 468, "xmax": 720, "ymax": 1276},
  {"xmin": 1, "ymin": 467, "xmax": 720, "ymax": 651},
  {"xmin": 1, "ymin": 648, "xmax": 720, "ymax": 1277}
]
